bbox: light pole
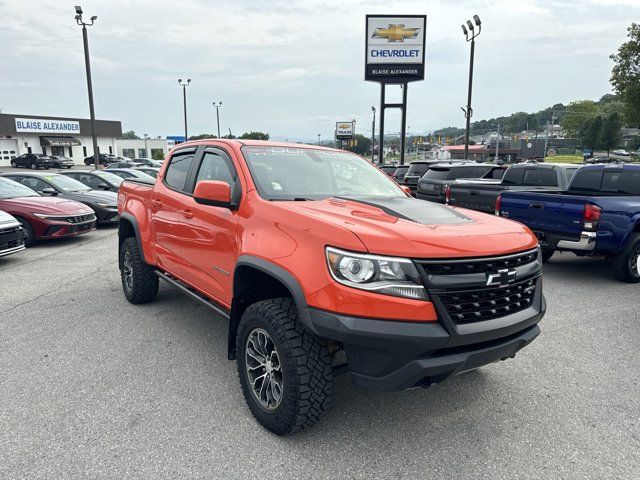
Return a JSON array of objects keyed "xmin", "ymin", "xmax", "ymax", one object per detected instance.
[
  {"xmin": 371, "ymin": 106, "xmax": 376, "ymax": 163},
  {"xmin": 461, "ymin": 15, "xmax": 481, "ymax": 160},
  {"xmin": 317, "ymin": 133, "xmax": 321, "ymax": 146},
  {"xmin": 178, "ymin": 79, "xmax": 191, "ymax": 141},
  {"xmin": 74, "ymin": 6, "xmax": 99, "ymax": 170},
  {"xmin": 212, "ymin": 101, "xmax": 222, "ymax": 138}
]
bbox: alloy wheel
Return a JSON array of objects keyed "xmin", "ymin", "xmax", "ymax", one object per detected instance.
[
  {"xmin": 123, "ymin": 250, "xmax": 133, "ymax": 292},
  {"xmin": 245, "ymin": 328, "xmax": 283, "ymax": 411},
  {"xmin": 632, "ymin": 245, "xmax": 640, "ymax": 278}
]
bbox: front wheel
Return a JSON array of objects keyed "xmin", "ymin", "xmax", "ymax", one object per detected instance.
[
  {"xmin": 18, "ymin": 219, "xmax": 35, "ymax": 247},
  {"xmin": 31, "ymin": 163, "xmax": 37, "ymax": 170},
  {"xmin": 120, "ymin": 237, "xmax": 159, "ymax": 303},
  {"xmin": 612, "ymin": 233, "xmax": 640, "ymax": 283},
  {"xmin": 541, "ymin": 248, "xmax": 554, "ymax": 263},
  {"xmin": 236, "ymin": 298, "xmax": 333, "ymax": 435},
  {"xmin": 10, "ymin": 160, "xmax": 16, "ymax": 167}
]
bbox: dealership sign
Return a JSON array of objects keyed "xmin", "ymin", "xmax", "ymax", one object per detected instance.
[
  {"xmin": 335, "ymin": 122, "xmax": 355, "ymax": 140},
  {"xmin": 365, "ymin": 15, "xmax": 426, "ymax": 83},
  {"xmin": 15, "ymin": 118, "xmax": 81, "ymax": 134}
]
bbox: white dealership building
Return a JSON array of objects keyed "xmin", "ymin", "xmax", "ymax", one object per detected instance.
[{"xmin": 0, "ymin": 113, "xmax": 169, "ymax": 166}]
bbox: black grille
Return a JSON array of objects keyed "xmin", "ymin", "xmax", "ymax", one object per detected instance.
[
  {"xmin": 418, "ymin": 249, "xmax": 538, "ymax": 276},
  {"xmin": 68, "ymin": 214, "xmax": 95, "ymax": 224},
  {"xmin": 437, "ymin": 277, "xmax": 538, "ymax": 324}
]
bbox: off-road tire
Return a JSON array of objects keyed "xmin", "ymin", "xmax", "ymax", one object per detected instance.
[
  {"xmin": 541, "ymin": 248, "xmax": 554, "ymax": 263},
  {"xmin": 17, "ymin": 218, "xmax": 35, "ymax": 247},
  {"xmin": 236, "ymin": 298, "xmax": 333, "ymax": 435},
  {"xmin": 120, "ymin": 237, "xmax": 159, "ymax": 303},
  {"xmin": 612, "ymin": 233, "xmax": 640, "ymax": 283}
]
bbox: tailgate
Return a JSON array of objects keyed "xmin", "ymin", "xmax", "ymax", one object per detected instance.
[
  {"xmin": 448, "ymin": 184, "xmax": 498, "ymax": 213},
  {"xmin": 500, "ymin": 191, "xmax": 586, "ymax": 237}
]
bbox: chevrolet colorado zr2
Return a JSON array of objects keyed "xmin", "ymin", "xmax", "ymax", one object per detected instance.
[{"xmin": 117, "ymin": 140, "xmax": 546, "ymax": 435}]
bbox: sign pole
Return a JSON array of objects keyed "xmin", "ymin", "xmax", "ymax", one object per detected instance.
[
  {"xmin": 400, "ymin": 83, "xmax": 408, "ymax": 165},
  {"xmin": 379, "ymin": 83, "xmax": 385, "ymax": 165}
]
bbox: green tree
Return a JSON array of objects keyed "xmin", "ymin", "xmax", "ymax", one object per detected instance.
[
  {"xmin": 152, "ymin": 150, "xmax": 165, "ymax": 160},
  {"xmin": 343, "ymin": 134, "xmax": 372, "ymax": 156},
  {"xmin": 610, "ymin": 23, "xmax": 640, "ymax": 126},
  {"xmin": 561, "ymin": 100, "xmax": 600, "ymax": 136},
  {"xmin": 188, "ymin": 133, "xmax": 217, "ymax": 140},
  {"xmin": 121, "ymin": 130, "xmax": 140, "ymax": 139},
  {"xmin": 239, "ymin": 131, "xmax": 270, "ymax": 140},
  {"xmin": 580, "ymin": 115, "xmax": 604, "ymax": 149},
  {"xmin": 601, "ymin": 113, "xmax": 623, "ymax": 154}
]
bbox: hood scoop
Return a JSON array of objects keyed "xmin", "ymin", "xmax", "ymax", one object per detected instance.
[{"xmin": 335, "ymin": 196, "xmax": 473, "ymax": 226}]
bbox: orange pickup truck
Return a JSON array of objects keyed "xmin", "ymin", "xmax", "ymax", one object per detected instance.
[{"xmin": 117, "ymin": 140, "xmax": 546, "ymax": 435}]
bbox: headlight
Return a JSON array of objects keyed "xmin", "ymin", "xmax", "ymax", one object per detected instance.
[
  {"xmin": 96, "ymin": 203, "xmax": 117, "ymax": 208},
  {"xmin": 326, "ymin": 247, "xmax": 427, "ymax": 300}
]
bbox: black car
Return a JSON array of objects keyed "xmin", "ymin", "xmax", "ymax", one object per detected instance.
[
  {"xmin": 416, "ymin": 162, "xmax": 508, "ymax": 203},
  {"xmin": 50, "ymin": 155, "xmax": 75, "ymax": 169},
  {"xmin": 378, "ymin": 164, "xmax": 399, "ymax": 176},
  {"xmin": 10, "ymin": 153, "xmax": 53, "ymax": 170},
  {"xmin": 0, "ymin": 172, "xmax": 119, "ymax": 224},
  {"xmin": 391, "ymin": 165, "xmax": 410, "ymax": 184},
  {"xmin": 403, "ymin": 160, "xmax": 466, "ymax": 194},
  {"xmin": 60, "ymin": 170, "xmax": 124, "ymax": 192},
  {"xmin": 84, "ymin": 153, "xmax": 117, "ymax": 166}
]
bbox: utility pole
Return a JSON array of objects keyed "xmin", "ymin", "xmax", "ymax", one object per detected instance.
[
  {"xmin": 75, "ymin": 6, "xmax": 99, "ymax": 170},
  {"xmin": 495, "ymin": 123, "xmax": 500, "ymax": 162},
  {"xmin": 178, "ymin": 79, "xmax": 191, "ymax": 141},
  {"xmin": 543, "ymin": 111, "xmax": 555, "ymax": 161},
  {"xmin": 317, "ymin": 133, "xmax": 321, "ymax": 146},
  {"xmin": 461, "ymin": 15, "xmax": 482, "ymax": 160}
]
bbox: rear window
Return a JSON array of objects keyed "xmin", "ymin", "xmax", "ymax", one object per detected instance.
[
  {"xmin": 423, "ymin": 168, "xmax": 451, "ymax": 180},
  {"xmin": 406, "ymin": 163, "xmax": 430, "ymax": 176},
  {"xmin": 502, "ymin": 168, "xmax": 525, "ymax": 185},
  {"xmin": 522, "ymin": 168, "xmax": 558, "ymax": 186},
  {"xmin": 601, "ymin": 170, "xmax": 640, "ymax": 195},
  {"xmin": 394, "ymin": 166, "xmax": 409, "ymax": 176},
  {"xmin": 570, "ymin": 170, "xmax": 603, "ymax": 192},
  {"xmin": 490, "ymin": 168, "xmax": 506, "ymax": 179}
]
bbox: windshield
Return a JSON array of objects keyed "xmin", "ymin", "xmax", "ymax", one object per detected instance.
[
  {"xmin": 45, "ymin": 174, "xmax": 91, "ymax": 192},
  {"xmin": 95, "ymin": 171, "xmax": 124, "ymax": 186},
  {"xmin": 242, "ymin": 146, "xmax": 404, "ymax": 200},
  {"xmin": 0, "ymin": 177, "xmax": 40, "ymax": 199}
]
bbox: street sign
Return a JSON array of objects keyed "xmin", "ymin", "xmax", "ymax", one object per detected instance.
[
  {"xmin": 335, "ymin": 122, "xmax": 355, "ymax": 140},
  {"xmin": 365, "ymin": 15, "xmax": 427, "ymax": 84}
]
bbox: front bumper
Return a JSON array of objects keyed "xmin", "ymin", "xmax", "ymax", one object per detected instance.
[
  {"xmin": 0, "ymin": 222, "xmax": 25, "ymax": 257},
  {"xmin": 305, "ymin": 277, "xmax": 545, "ymax": 391},
  {"xmin": 40, "ymin": 219, "xmax": 96, "ymax": 240}
]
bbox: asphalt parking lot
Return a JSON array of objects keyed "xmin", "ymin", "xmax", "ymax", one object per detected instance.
[{"xmin": 1, "ymin": 228, "xmax": 638, "ymax": 479}]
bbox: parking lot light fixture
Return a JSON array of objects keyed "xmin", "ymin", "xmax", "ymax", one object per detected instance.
[
  {"xmin": 75, "ymin": 6, "xmax": 100, "ymax": 170},
  {"xmin": 178, "ymin": 79, "xmax": 191, "ymax": 141},
  {"xmin": 212, "ymin": 102, "xmax": 222, "ymax": 138},
  {"xmin": 461, "ymin": 14, "xmax": 481, "ymax": 161}
]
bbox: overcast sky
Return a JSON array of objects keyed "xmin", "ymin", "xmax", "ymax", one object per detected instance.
[{"xmin": 0, "ymin": 0, "xmax": 637, "ymax": 141}]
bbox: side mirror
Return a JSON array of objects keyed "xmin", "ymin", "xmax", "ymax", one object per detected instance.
[
  {"xmin": 193, "ymin": 180, "xmax": 234, "ymax": 208},
  {"xmin": 97, "ymin": 184, "xmax": 110, "ymax": 190},
  {"xmin": 401, "ymin": 186, "xmax": 412, "ymax": 196},
  {"xmin": 41, "ymin": 187, "xmax": 58, "ymax": 196}
]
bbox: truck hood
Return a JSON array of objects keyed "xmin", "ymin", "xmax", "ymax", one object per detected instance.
[
  {"xmin": 0, "ymin": 196, "xmax": 93, "ymax": 215},
  {"xmin": 277, "ymin": 196, "xmax": 538, "ymax": 258}
]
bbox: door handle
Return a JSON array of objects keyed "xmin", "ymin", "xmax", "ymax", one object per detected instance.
[
  {"xmin": 181, "ymin": 209, "xmax": 194, "ymax": 219},
  {"xmin": 151, "ymin": 199, "xmax": 162, "ymax": 209},
  {"xmin": 467, "ymin": 191, "xmax": 478, "ymax": 196},
  {"xmin": 530, "ymin": 202, "xmax": 545, "ymax": 210}
]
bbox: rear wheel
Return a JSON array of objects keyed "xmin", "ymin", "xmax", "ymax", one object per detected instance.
[
  {"xmin": 236, "ymin": 298, "xmax": 333, "ymax": 435},
  {"xmin": 17, "ymin": 219, "xmax": 35, "ymax": 247},
  {"xmin": 120, "ymin": 237, "xmax": 159, "ymax": 303},
  {"xmin": 31, "ymin": 163, "xmax": 37, "ymax": 170},
  {"xmin": 541, "ymin": 248, "xmax": 554, "ymax": 263},
  {"xmin": 612, "ymin": 233, "xmax": 640, "ymax": 283}
]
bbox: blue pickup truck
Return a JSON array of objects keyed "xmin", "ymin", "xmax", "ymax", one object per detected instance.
[{"xmin": 498, "ymin": 163, "xmax": 640, "ymax": 282}]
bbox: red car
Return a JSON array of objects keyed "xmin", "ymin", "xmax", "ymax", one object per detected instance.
[{"xmin": 0, "ymin": 177, "xmax": 96, "ymax": 246}]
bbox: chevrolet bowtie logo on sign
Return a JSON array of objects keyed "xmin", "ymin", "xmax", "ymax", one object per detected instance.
[
  {"xmin": 365, "ymin": 15, "xmax": 426, "ymax": 84},
  {"xmin": 372, "ymin": 24, "xmax": 420, "ymax": 42}
]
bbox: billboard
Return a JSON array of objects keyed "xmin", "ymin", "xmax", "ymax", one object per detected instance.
[
  {"xmin": 365, "ymin": 15, "xmax": 426, "ymax": 84},
  {"xmin": 15, "ymin": 118, "xmax": 80, "ymax": 134},
  {"xmin": 335, "ymin": 122, "xmax": 355, "ymax": 140}
]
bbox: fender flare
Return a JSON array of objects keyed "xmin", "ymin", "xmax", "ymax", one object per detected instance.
[
  {"xmin": 228, "ymin": 255, "xmax": 316, "ymax": 359},
  {"xmin": 118, "ymin": 213, "xmax": 145, "ymax": 268}
]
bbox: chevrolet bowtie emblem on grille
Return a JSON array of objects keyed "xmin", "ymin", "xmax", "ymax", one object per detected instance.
[
  {"xmin": 372, "ymin": 24, "xmax": 420, "ymax": 42},
  {"xmin": 486, "ymin": 269, "xmax": 517, "ymax": 287}
]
